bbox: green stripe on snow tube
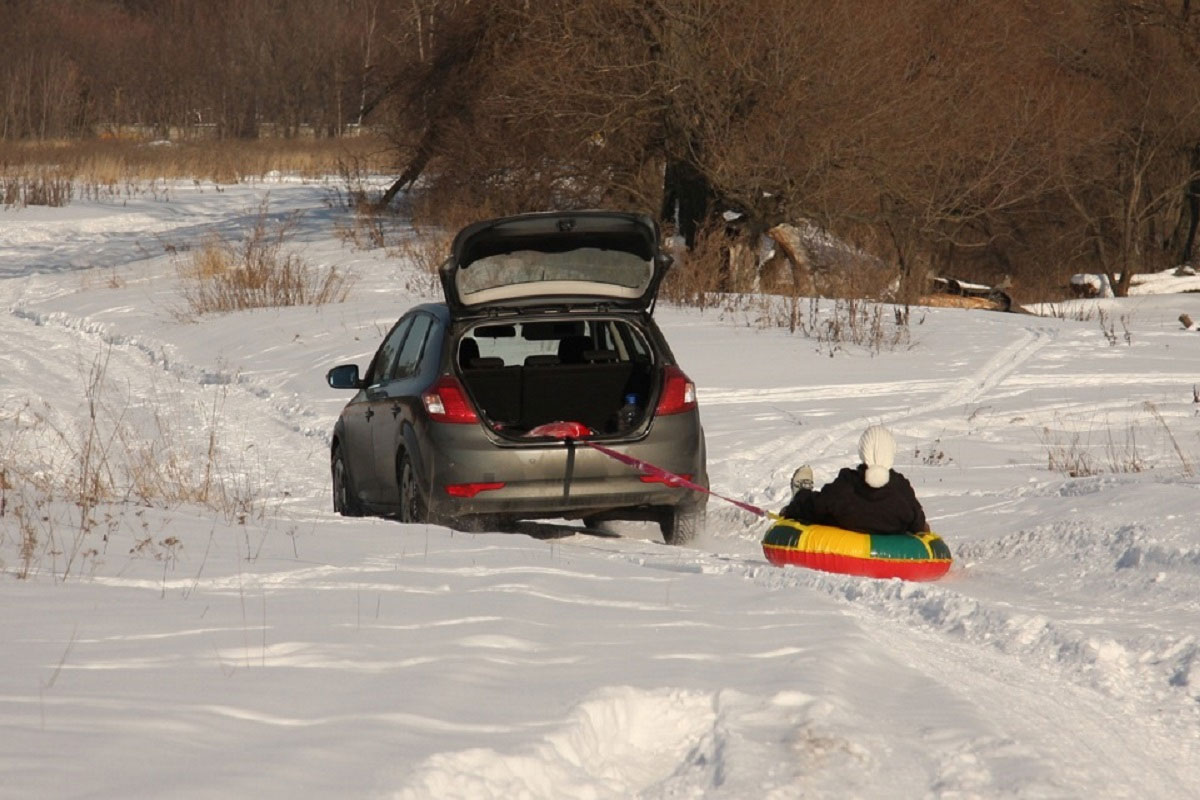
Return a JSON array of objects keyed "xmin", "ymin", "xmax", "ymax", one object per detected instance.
[{"xmin": 762, "ymin": 519, "xmax": 952, "ymax": 582}]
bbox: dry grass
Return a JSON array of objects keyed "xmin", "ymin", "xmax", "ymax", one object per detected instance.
[
  {"xmin": 0, "ymin": 349, "xmax": 270, "ymax": 580},
  {"xmin": 334, "ymin": 206, "xmax": 389, "ymax": 251},
  {"xmin": 1097, "ymin": 308, "xmax": 1133, "ymax": 346},
  {"xmin": 1027, "ymin": 304, "xmax": 1135, "ymax": 343},
  {"xmin": 391, "ymin": 227, "xmax": 449, "ymax": 278},
  {"xmin": 1039, "ymin": 427, "xmax": 1102, "ymax": 478},
  {"xmin": 386, "ymin": 226, "xmax": 451, "ymax": 297},
  {"xmin": 0, "ymin": 135, "xmax": 393, "ymax": 208},
  {"xmin": 1038, "ymin": 405, "xmax": 1197, "ymax": 479},
  {"xmin": 801, "ymin": 299, "xmax": 915, "ymax": 356},
  {"xmin": 658, "ymin": 226, "xmax": 733, "ymax": 310},
  {"xmin": 1143, "ymin": 401, "xmax": 1194, "ymax": 476},
  {"xmin": 384, "ymin": 193, "xmax": 510, "ymax": 294},
  {"xmin": 1006, "ymin": 265, "xmax": 1081, "ymax": 307},
  {"xmin": 179, "ymin": 205, "xmax": 354, "ymax": 315},
  {"xmin": 654, "ymin": 222, "xmax": 915, "ymax": 353},
  {"xmin": 0, "ymin": 135, "xmax": 391, "ymax": 181},
  {"xmin": 2, "ymin": 172, "xmax": 74, "ymax": 208},
  {"xmin": 714, "ymin": 293, "xmax": 916, "ymax": 356},
  {"xmin": 914, "ymin": 438, "xmax": 954, "ymax": 466},
  {"xmin": 1033, "ymin": 302, "xmax": 1100, "ymax": 322}
]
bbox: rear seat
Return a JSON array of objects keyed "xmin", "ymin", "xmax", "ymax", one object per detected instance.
[
  {"xmin": 520, "ymin": 362, "xmax": 634, "ymax": 432},
  {"xmin": 461, "ymin": 362, "xmax": 522, "ymax": 426},
  {"xmin": 461, "ymin": 350, "xmax": 643, "ymax": 433}
]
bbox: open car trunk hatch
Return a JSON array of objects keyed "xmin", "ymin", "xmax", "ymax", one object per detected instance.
[
  {"xmin": 454, "ymin": 315, "xmax": 659, "ymax": 440},
  {"xmin": 440, "ymin": 211, "xmax": 670, "ymax": 314}
]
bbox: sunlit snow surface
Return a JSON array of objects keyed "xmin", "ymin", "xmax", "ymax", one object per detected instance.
[{"xmin": 2, "ymin": 179, "xmax": 1200, "ymax": 799}]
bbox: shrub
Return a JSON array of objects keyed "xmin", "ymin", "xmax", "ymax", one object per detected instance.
[{"xmin": 179, "ymin": 206, "xmax": 353, "ymax": 314}]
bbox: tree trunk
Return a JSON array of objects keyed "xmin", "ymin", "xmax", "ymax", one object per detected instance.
[
  {"xmin": 1182, "ymin": 182, "xmax": 1199, "ymax": 265},
  {"xmin": 766, "ymin": 224, "xmax": 814, "ymax": 292},
  {"xmin": 1106, "ymin": 267, "xmax": 1133, "ymax": 297},
  {"xmin": 660, "ymin": 158, "xmax": 713, "ymax": 249},
  {"xmin": 376, "ymin": 124, "xmax": 438, "ymax": 209}
]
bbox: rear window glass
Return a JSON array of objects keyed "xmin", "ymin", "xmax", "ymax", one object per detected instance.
[
  {"xmin": 460, "ymin": 318, "xmax": 651, "ymax": 368},
  {"xmin": 455, "ymin": 248, "xmax": 652, "ymax": 305}
]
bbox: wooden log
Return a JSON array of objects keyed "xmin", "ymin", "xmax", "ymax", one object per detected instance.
[{"xmin": 765, "ymin": 224, "xmax": 814, "ymax": 293}]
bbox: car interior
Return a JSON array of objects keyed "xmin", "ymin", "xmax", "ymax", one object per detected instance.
[{"xmin": 456, "ymin": 319, "xmax": 655, "ymax": 435}]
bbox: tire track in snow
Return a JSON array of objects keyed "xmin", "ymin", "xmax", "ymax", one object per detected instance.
[
  {"xmin": 706, "ymin": 325, "xmax": 1057, "ymax": 498},
  {"xmin": 6, "ymin": 305, "xmax": 332, "ymax": 444},
  {"xmin": 1, "ymin": 300, "xmax": 337, "ymax": 509},
  {"xmin": 595, "ymin": 539, "xmax": 1200, "ymax": 796},
  {"xmin": 698, "ymin": 377, "xmax": 958, "ymax": 406},
  {"xmin": 853, "ymin": 600, "xmax": 1198, "ymax": 798}
]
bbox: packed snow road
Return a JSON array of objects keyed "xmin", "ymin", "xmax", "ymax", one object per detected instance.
[{"xmin": 3, "ymin": 181, "xmax": 1199, "ymax": 798}]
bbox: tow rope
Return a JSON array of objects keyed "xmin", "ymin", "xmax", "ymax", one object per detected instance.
[{"xmin": 525, "ymin": 421, "xmax": 784, "ymax": 522}]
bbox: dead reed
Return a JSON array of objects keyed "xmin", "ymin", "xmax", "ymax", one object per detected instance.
[
  {"xmin": 0, "ymin": 135, "xmax": 392, "ymax": 208},
  {"xmin": 178, "ymin": 205, "xmax": 353, "ymax": 315},
  {"xmin": 0, "ymin": 349, "xmax": 269, "ymax": 580}
]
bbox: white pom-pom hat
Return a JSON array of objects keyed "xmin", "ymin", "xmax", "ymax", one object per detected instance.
[{"xmin": 858, "ymin": 425, "xmax": 896, "ymax": 488}]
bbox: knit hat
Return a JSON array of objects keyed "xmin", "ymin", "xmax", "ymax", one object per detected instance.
[{"xmin": 858, "ymin": 425, "xmax": 896, "ymax": 488}]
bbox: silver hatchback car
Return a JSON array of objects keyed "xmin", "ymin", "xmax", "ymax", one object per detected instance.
[{"xmin": 326, "ymin": 210, "xmax": 708, "ymax": 544}]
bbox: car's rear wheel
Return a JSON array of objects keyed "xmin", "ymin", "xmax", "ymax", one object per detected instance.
[
  {"xmin": 331, "ymin": 445, "xmax": 364, "ymax": 517},
  {"xmin": 581, "ymin": 515, "xmax": 606, "ymax": 530},
  {"xmin": 659, "ymin": 501, "xmax": 705, "ymax": 546},
  {"xmin": 397, "ymin": 450, "xmax": 428, "ymax": 524}
]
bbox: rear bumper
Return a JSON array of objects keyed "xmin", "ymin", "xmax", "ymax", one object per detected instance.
[{"xmin": 423, "ymin": 414, "xmax": 707, "ymax": 519}]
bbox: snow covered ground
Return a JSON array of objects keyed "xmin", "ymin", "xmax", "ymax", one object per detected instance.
[{"xmin": 3, "ymin": 179, "xmax": 1200, "ymax": 799}]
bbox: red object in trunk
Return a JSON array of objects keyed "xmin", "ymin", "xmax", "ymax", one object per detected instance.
[{"xmin": 525, "ymin": 421, "xmax": 593, "ymax": 439}]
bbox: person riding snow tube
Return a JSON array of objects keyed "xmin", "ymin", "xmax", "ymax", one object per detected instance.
[{"xmin": 763, "ymin": 426, "xmax": 952, "ymax": 581}]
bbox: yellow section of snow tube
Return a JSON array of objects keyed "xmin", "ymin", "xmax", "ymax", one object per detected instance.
[{"xmin": 762, "ymin": 518, "xmax": 952, "ymax": 581}]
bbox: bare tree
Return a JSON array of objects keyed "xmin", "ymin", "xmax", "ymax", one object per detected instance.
[
  {"xmin": 1041, "ymin": 0, "xmax": 1200, "ymax": 295},
  {"xmin": 7, "ymin": 0, "xmax": 1200, "ymax": 303}
]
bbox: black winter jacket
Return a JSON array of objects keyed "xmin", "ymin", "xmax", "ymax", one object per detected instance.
[{"xmin": 780, "ymin": 465, "xmax": 928, "ymax": 535}]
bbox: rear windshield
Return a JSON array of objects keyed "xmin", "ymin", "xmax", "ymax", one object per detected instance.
[
  {"xmin": 455, "ymin": 248, "xmax": 653, "ymax": 306},
  {"xmin": 459, "ymin": 318, "xmax": 652, "ymax": 368}
]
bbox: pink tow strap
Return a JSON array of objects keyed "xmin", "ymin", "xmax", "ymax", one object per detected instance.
[{"xmin": 525, "ymin": 421, "xmax": 781, "ymax": 521}]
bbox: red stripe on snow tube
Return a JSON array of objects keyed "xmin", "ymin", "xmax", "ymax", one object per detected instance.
[{"xmin": 762, "ymin": 520, "xmax": 952, "ymax": 582}]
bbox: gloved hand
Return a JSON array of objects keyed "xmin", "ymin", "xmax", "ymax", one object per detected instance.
[{"xmin": 791, "ymin": 466, "xmax": 814, "ymax": 493}]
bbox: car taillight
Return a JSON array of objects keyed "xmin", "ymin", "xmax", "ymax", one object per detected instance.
[
  {"xmin": 422, "ymin": 376, "xmax": 479, "ymax": 424},
  {"xmin": 444, "ymin": 482, "xmax": 505, "ymax": 497},
  {"xmin": 655, "ymin": 366, "xmax": 697, "ymax": 415}
]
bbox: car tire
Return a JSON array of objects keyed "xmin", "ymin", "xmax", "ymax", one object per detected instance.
[
  {"xmin": 397, "ymin": 450, "xmax": 428, "ymax": 524},
  {"xmin": 581, "ymin": 515, "xmax": 608, "ymax": 531},
  {"xmin": 659, "ymin": 501, "xmax": 705, "ymax": 546},
  {"xmin": 332, "ymin": 445, "xmax": 364, "ymax": 517}
]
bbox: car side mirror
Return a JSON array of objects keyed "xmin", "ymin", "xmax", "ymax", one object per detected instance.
[{"xmin": 326, "ymin": 364, "xmax": 362, "ymax": 390}]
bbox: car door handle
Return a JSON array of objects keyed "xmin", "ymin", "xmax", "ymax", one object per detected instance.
[
  {"xmin": 391, "ymin": 403, "xmax": 403, "ymax": 419},
  {"xmin": 365, "ymin": 407, "xmax": 374, "ymax": 420}
]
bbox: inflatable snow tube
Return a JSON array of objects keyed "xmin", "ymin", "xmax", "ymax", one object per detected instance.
[{"xmin": 762, "ymin": 519, "xmax": 952, "ymax": 581}]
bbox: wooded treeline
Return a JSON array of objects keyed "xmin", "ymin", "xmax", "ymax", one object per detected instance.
[
  {"xmin": 1, "ymin": 0, "xmax": 389, "ymax": 139},
  {"xmin": 5, "ymin": 0, "xmax": 1200, "ymax": 296}
]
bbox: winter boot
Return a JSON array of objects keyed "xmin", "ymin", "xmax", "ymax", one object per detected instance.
[{"xmin": 791, "ymin": 465, "xmax": 814, "ymax": 493}]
